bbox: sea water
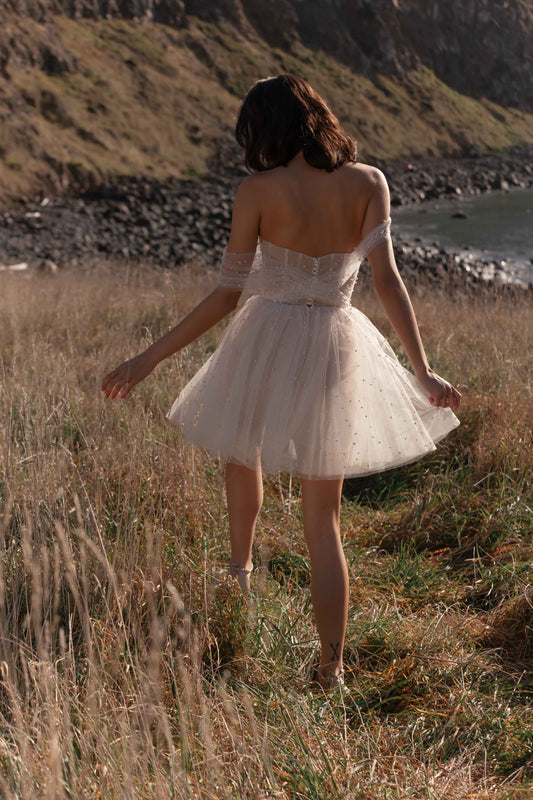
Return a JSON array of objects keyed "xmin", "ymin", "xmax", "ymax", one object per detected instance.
[{"xmin": 392, "ymin": 187, "xmax": 533, "ymax": 285}]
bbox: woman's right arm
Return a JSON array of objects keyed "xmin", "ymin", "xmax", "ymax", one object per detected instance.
[
  {"xmin": 101, "ymin": 178, "xmax": 261, "ymax": 400},
  {"xmin": 364, "ymin": 169, "xmax": 461, "ymax": 411},
  {"xmin": 101, "ymin": 288, "xmax": 241, "ymax": 399}
]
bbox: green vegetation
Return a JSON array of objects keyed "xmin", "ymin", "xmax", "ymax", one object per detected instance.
[
  {"xmin": 0, "ymin": 263, "xmax": 531, "ymax": 798},
  {"xmin": 1, "ymin": 14, "xmax": 533, "ymax": 202}
]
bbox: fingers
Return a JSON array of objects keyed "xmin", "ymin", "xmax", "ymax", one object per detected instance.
[
  {"xmin": 430, "ymin": 383, "xmax": 462, "ymax": 410},
  {"xmin": 119, "ymin": 379, "xmax": 136, "ymax": 399},
  {"xmin": 443, "ymin": 385, "xmax": 461, "ymax": 410},
  {"xmin": 450, "ymin": 386, "xmax": 462, "ymax": 410},
  {"xmin": 101, "ymin": 362, "xmax": 135, "ymax": 400},
  {"xmin": 103, "ymin": 377, "xmax": 124, "ymax": 399},
  {"xmin": 110, "ymin": 379, "xmax": 127, "ymax": 400},
  {"xmin": 108, "ymin": 378, "xmax": 133, "ymax": 399}
]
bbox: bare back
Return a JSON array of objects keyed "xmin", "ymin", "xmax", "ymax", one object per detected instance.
[{"xmin": 247, "ymin": 156, "xmax": 383, "ymax": 257}]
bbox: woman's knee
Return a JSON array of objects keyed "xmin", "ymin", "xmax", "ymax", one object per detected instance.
[
  {"xmin": 301, "ymin": 478, "xmax": 342, "ymax": 524},
  {"xmin": 300, "ymin": 478, "xmax": 343, "ymax": 552}
]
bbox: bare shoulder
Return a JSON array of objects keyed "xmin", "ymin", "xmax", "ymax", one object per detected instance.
[
  {"xmin": 344, "ymin": 163, "xmax": 391, "ymax": 233},
  {"xmin": 227, "ymin": 174, "xmax": 264, "ymax": 251},
  {"xmin": 234, "ymin": 172, "xmax": 265, "ymax": 202},
  {"xmin": 342, "ymin": 162, "xmax": 389, "ymax": 193}
]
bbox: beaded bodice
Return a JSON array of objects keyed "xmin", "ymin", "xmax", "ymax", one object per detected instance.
[{"xmin": 217, "ymin": 218, "xmax": 392, "ymax": 308}]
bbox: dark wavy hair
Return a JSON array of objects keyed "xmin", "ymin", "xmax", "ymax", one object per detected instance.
[{"xmin": 235, "ymin": 74, "xmax": 357, "ymax": 173}]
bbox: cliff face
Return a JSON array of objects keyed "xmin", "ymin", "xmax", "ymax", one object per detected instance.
[
  {"xmin": 220, "ymin": 0, "xmax": 533, "ymax": 112},
  {"xmin": 398, "ymin": 0, "xmax": 533, "ymax": 111},
  {"xmin": 4, "ymin": 0, "xmax": 531, "ymax": 110},
  {"xmin": 1, "ymin": 1, "xmax": 186, "ymax": 25}
]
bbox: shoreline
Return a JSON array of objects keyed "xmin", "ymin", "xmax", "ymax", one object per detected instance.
[
  {"xmin": 378, "ymin": 147, "xmax": 533, "ymax": 206},
  {"xmin": 379, "ymin": 147, "xmax": 533, "ymax": 291},
  {"xmin": 1, "ymin": 146, "xmax": 532, "ymax": 291}
]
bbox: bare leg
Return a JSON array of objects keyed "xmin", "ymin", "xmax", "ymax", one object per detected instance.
[
  {"xmin": 225, "ymin": 461, "xmax": 263, "ymax": 590},
  {"xmin": 301, "ymin": 478, "xmax": 348, "ymax": 685}
]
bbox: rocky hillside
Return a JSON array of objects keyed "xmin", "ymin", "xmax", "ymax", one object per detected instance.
[
  {"xmin": 5, "ymin": 0, "xmax": 532, "ymax": 109},
  {"xmin": 1, "ymin": 0, "xmax": 533, "ymax": 203},
  {"xmin": 197, "ymin": 0, "xmax": 533, "ymax": 111}
]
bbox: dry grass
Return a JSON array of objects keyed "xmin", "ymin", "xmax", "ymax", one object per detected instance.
[{"xmin": 0, "ymin": 262, "xmax": 532, "ymax": 799}]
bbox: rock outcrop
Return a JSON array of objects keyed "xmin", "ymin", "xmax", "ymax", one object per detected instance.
[
  {"xmin": 2, "ymin": 0, "xmax": 533, "ymax": 110},
  {"xmin": 3, "ymin": 1, "xmax": 533, "ymax": 110},
  {"xmin": 240, "ymin": 0, "xmax": 533, "ymax": 111}
]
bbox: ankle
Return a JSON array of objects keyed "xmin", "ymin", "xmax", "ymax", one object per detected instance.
[
  {"xmin": 317, "ymin": 662, "xmax": 345, "ymax": 690},
  {"xmin": 229, "ymin": 560, "xmax": 254, "ymax": 591},
  {"xmin": 229, "ymin": 559, "xmax": 253, "ymax": 573},
  {"xmin": 319, "ymin": 660, "xmax": 343, "ymax": 677}
]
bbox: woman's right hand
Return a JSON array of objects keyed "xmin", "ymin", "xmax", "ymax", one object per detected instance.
[
  {"xmin": 415, "ymin": 367, "xmax": 462, "ymax": 410},
  {"xmin": 101, "ymin": 351, "xmax": 156, "ymax": 400}
]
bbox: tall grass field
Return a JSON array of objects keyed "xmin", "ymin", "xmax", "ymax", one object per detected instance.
[{"xmin": 0, "ymin": 261, "xmax": 531, "ymax": 799}]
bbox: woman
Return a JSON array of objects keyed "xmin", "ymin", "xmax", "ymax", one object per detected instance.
[{"xmin": 102, "ymin": 75, "xmax": 461, "ymax": 691}]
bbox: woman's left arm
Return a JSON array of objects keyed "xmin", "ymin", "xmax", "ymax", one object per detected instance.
[{"xmin": 365, "ymin": 171, "xmax": 461, "ymax": 411}]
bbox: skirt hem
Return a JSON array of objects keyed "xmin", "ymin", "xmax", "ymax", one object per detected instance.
[{"xmin": 166, "ymin": 414, "xmax": 460, "ymax": 480}]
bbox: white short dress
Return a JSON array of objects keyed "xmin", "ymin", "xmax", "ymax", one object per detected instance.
[{"xmin": 167, "ymin": 218, "xmax": 459, "ymax": 479}]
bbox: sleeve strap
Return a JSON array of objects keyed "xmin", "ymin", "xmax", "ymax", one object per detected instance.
[
  {"xmin": 217, "ymin": 246, "xmax": 257, "ymax": 290},
  {"xmin": 358, "ymin": 217, "xmax": 392, "ymax": 261}
]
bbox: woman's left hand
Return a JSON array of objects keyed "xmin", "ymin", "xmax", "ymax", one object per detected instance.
[{"xmin": 101, "ymin": 352, "xmax": 156, "ymax": 399}]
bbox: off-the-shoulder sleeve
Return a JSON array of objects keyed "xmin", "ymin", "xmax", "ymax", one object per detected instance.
[
  {"xmin": 358, "ymin": 217, "xmax": 392, "ymax": 261},
  {"xmin": 217, "ymin": 246, "xmax": 257, "ymax": 290}
]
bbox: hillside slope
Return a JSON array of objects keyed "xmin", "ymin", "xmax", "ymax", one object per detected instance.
[
  {"xmin": 1, "ymin": 4, "xmax": 533, "ymax": 203},
  {"xmin": 4, "ymin": 0, "xmax": 533, "ymax": 110}
]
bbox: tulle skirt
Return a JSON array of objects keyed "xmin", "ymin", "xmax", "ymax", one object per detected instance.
[{"xmin": 166, "ymin": 296, "xmax": 459, "ymax": 479}]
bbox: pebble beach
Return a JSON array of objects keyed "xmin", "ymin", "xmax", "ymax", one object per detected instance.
[{"xmin": 1, "ymin": 144, "xmax": 532, "ymax": 292}]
